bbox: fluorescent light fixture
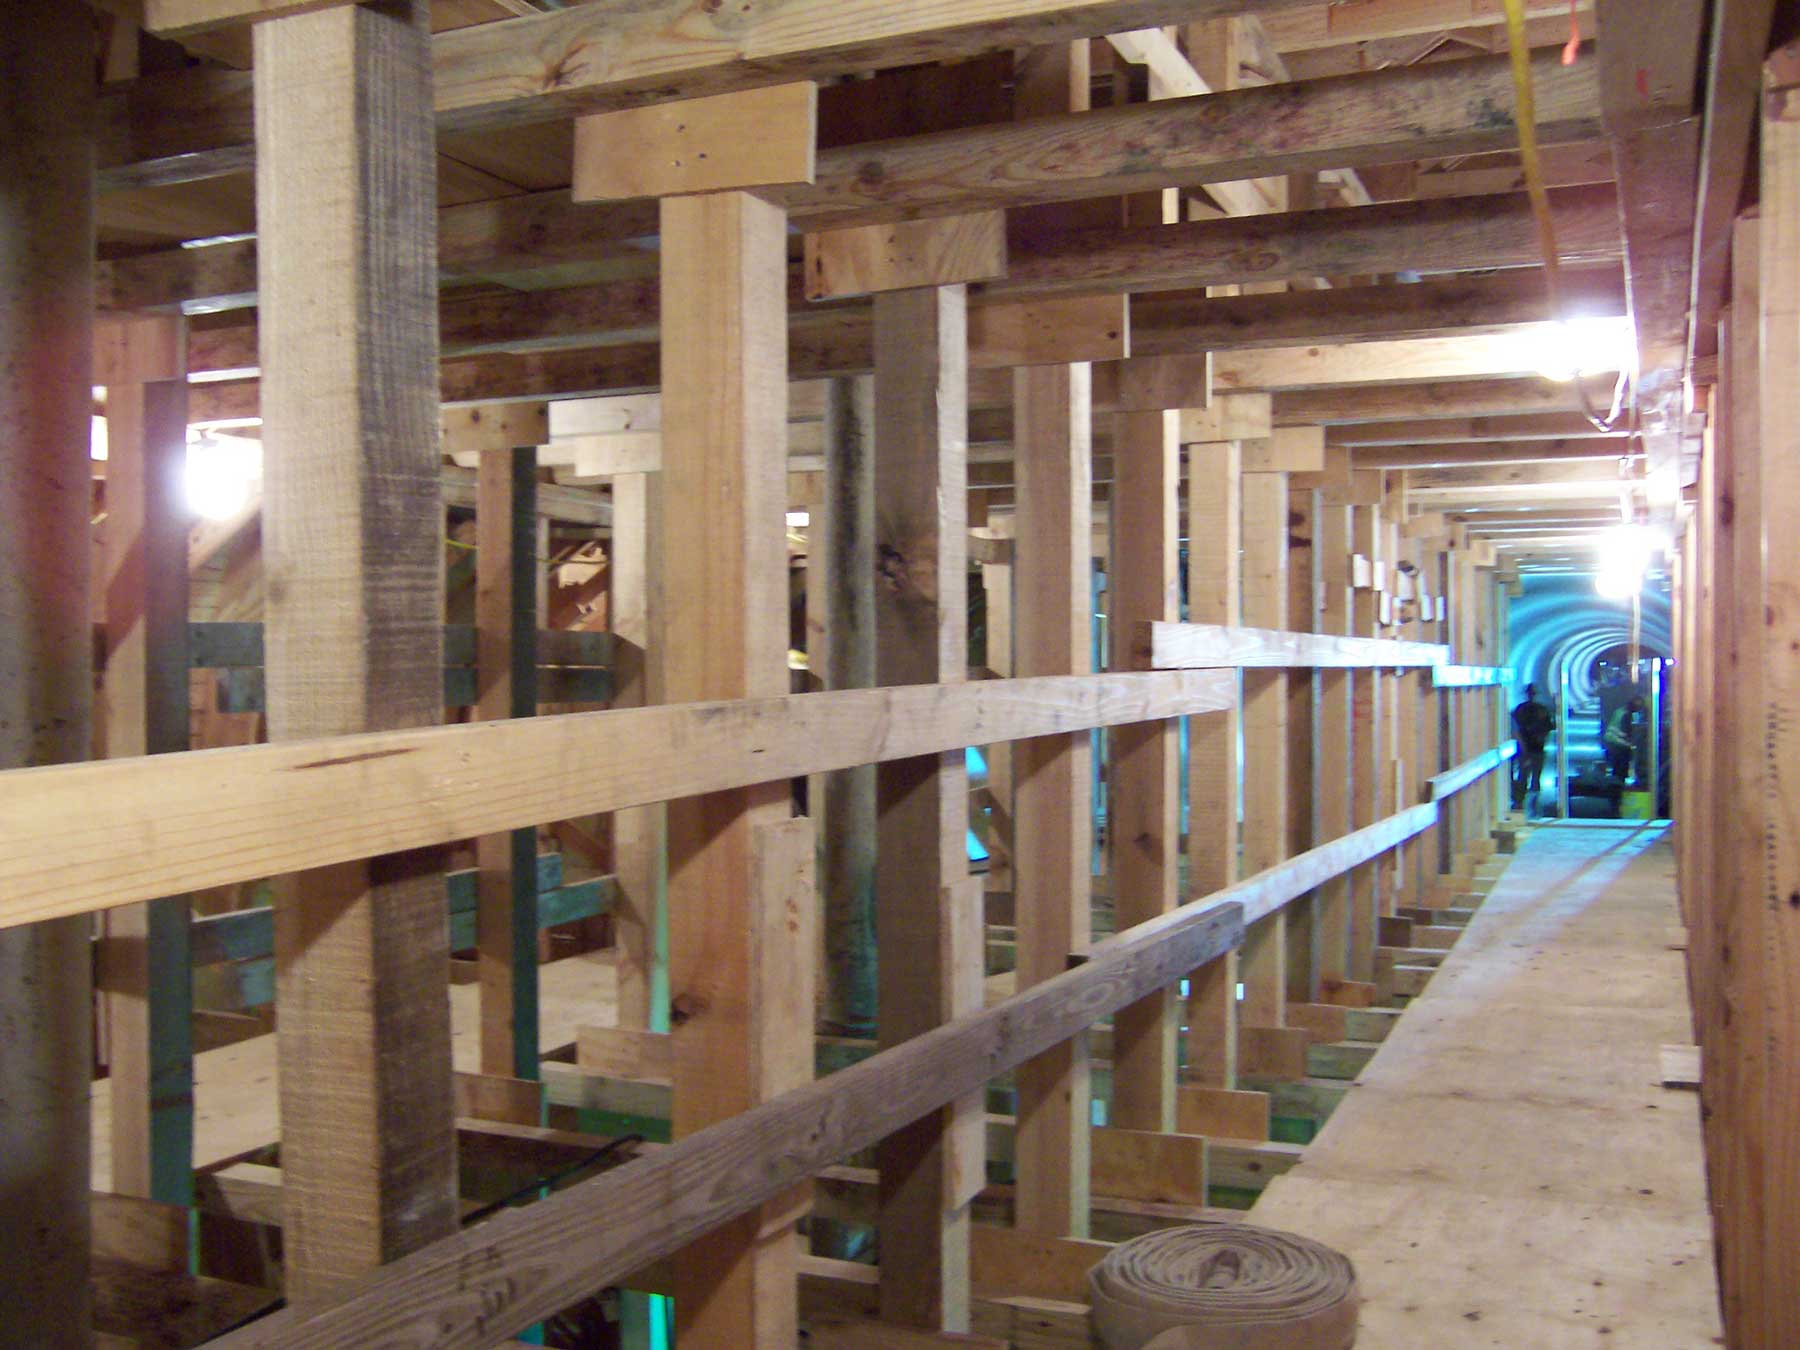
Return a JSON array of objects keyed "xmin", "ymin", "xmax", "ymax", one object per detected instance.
[
  {"xmin": 1593, "ymin": 521, "xmax": 1660, "ymax": 600},
  {"xmin": 785, "ymin": 510, "xmax": 810, "ymax": 529}
]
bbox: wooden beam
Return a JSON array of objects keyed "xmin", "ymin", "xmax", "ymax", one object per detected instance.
[
  {"xmin": 1275, "ymin": 378, "xmax": 1586, "ymax": 425},
  {"xmin": 1184, "ymin": 440, "xmax": 1241, "ymax": 1091},
  {"xmin": 872, "ymin": 285, "xmax": 977, "ymax": 1330},
  {"xmin": 1108, "ymin": 409, "xmax": 1180, "ymax": 1133},
  {"xmin": 1261, "ymin": 0, "xmax": 1590, "ymax": 50},
  {"xmin": 575, "ymin": 82, "xmax": 818, "ymax": 200},
  {"xmin": 99, "ymin": 317, "xmax": 194, "ymax": 1207},
  {"xmin": 475, "ymin": 448, "xmax": 539, "ymax": 1080},
  {"xmin": 1003, "ymin": 186, "xmax": 1622, "ymax": 298},
  {"xmin": 1750, "ymin": 52, "xmax": 1800, "ymax": 1343},
  {"xmin": 1239, "ymin": 471, "xmax": 1289, "ymax": 1034},
  {"xmin": 1133, "ymin": 266, "xmax": 1626, "ymax": 355},
  {"xmin": 1352, "ymin": 439, "xmax": 1639, "ymax": 469},
  {"xmin": 142, "ymin": 0, "xmax": 357, "ymax": 37},
  {"xmin": 1011, "ymin": 357, "xmax": 1095, "ymax": 1236},
  {"xmin": 805, "ymin": 213, "xmax": 1008, "ymax": 301},
  {"xmin": 0, "ymin": 669, "xmax": 1235, "ymax": 931},
  {"xmin": 1315, "ymin": 485, "xmax": 1353, "ymax": 988},
  {"xmin": 775, "ymin": 50, "xmax": 1599, "ymax": 229},
  {"xmin": 253, "ymin": 0, "xmax": 457, "ymax": 1303},
  {"xmin": 1146, "ymin": 622, "xmax": 1445, "ymax": 669},
  {"xmin": 657, "ymin": 182, "xmax": 804, "ymax": 1345},
  {"xmin": 1329, "ymin": 413, "xmax": 1626, "ymax": 444},
  {"xmin": 0, "ymin": 4, "xmax": 96, "ymax": 1335}
]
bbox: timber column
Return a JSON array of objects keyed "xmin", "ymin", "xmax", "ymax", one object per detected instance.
[
  {"xmin": 0, "ymin": 4, "xmax": 94, "ymax": 1340},
  {"xmin": 576, "ymin": 82, "xmax": 822, "ymax": 1345},
  {"xmin": 254, "ymin": 1, "xmax": 458, "ymax": 1303}
]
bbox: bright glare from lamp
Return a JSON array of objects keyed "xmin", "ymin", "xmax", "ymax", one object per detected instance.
[
  {"xmin": 1533, "ymin": 315, "xmax": 1635, "ymax": 383},
  {"xmin": 1593, "ymin": 522, "xmax": 1658, "ymax": 600},
  {"xmin": 185, "ymin": 432, "xmax": 263, "ymax": 521},
  {"xmin": 785, "ymin": 510, "xmax": 810, "ymax": 529}
]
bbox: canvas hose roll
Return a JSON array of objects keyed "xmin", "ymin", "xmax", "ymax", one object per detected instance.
[{"xmin": 1088, "ymin": 1222, "xmax": 1360, "ymax": 1350}]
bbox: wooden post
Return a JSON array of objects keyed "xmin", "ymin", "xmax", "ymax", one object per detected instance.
[
  {"xmin": 659, "ymin": 187, "xmax": 807, "ymax": 1346},
  {"xmin": 873, "ymin": 285, "xmax": 977, "ymax": 1330},
  {"xmin": 1315, "ymin": 488, "xmax": 1353, "ymax": 986},
  {"xmin": 609, "ymin": 471, "xmax": 665, "ymax": 1033},
  {"xmin": 821, "ymin": 376, "xmax": 878, "ymax": 1038},
  {"xmin": 1240, "ymin": 472, "xmax": 1289, "ymax": 1028},
  {"xmin": 1348, "ymin": 502, "xmax": 1382, "ymax": 976},
  {"xmin": 0, "ymin": 3, "xmax": 94, "ymax": 1335},
  {"xmin": 100, "ymin": 315, "xmax": 194, "ymax": 1203},
  {"xmin": 477, "ymin": 446, "xmax": 540, "ymax": 1080},
  {"xmin": 1012, "ymin": 359, "xmax": 1095, "ymax": 1238},
  {"xmin": 1751, "ymin": 53, "xmax": 1800, "ymax": 1344},
  {"xmin": 1184, "ymin": 438, "xmax": 1241, "ymax": 1088},
  {"xmin": 1284, "ymin": 477, "xmax": 1320, "ymax": 1003},
  {"xmin": 1012, "ymin": 37, "xmax": 1097, "ymax": 1241},
  {"xmin": 1108, "ymin": 409, "xmax": 1180, "ymax": 1132},
  {"xmin": 254, "ymin": 0, "xmax": 458, "ymax": 1303}
]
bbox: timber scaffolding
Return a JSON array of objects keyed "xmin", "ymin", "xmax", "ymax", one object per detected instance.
[{"xmin": 0, "ymin": 0, "xmax": 1790, "ymax": 1346}]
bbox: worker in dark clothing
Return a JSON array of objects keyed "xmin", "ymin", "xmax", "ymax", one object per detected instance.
[
  {"xmin": 1511, "ymin": 684, "xmax": 1555, "ymax": 814},
  {"xmin": 1604, "ymin": 696, "xmax": 1645, "ymax": 782}
]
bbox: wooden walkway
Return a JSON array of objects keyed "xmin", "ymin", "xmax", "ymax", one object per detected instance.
[{"xmin": 1252, "ymin": 823, "xmax": 1721, "ymax": 1348}]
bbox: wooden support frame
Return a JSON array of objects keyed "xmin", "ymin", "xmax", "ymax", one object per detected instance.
[
  {"xmin": 872, "ymin": 284, "xmax": 978, "ymax": 1331},
  {"xmin": 475, "ymin": 447, "xmax": 540, "ymax": 1082},
  {"xmin": 252, "ymin": 0, "xmax": 458, "ymax": 1303},
  {"xmin": 657, "ymin": 183, "xmax": 806, "ymax": 1345},
  {"xmin": 214, "ymin": 804, "xmax": 1441, "ymax": 1347},
  {"xmin": 1238, "ymin": 471, "xmax": 1290, "ymax": 1045},
  {"xmin": 98, "ymin": 315, "xmax": 195, "ymax": 1206},
  {"xmin": 1108, "ymin": 409, "xmax": 1180, "ymax": 1133}
]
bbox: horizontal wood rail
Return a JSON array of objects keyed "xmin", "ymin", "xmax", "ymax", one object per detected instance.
[
  {"xmin": 1142, "ymin": 621, "xmax": 1448, "ymax": 670},
  {"xmin": 1428, "ymin": 741, "xmax": 1519, "ymax": 802},
  {"xmin": 1432, "ymin": 664, "xmax": 1514, "ymax": 687},
  {"xmin": 211, "ymin": 802, "xmax": 1441, "ymax": 1348},
  {"xmin": 0, "ymin": 669, "xmax": 1231, "ymax": 930}
]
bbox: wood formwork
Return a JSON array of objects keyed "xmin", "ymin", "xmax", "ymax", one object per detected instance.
[{"xmin": 0, "ymin": 1, "xmax": 1769, "ymax": 1345}]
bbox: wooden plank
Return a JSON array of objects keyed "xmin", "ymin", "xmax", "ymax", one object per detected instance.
[
  {"xmin": 1145, "ymin": 622, "xmax": 1445, "ymax": 670},
  {"xmin": 1243, "ymin": 426, "xmax": 1324, "ymax": 473},
  {"xmin": 0, "ymin": 668, "xmax": 1235, "ymax": 930},
  {"xmin": 1175, "ymin": 1086, "xmax": 1270, "ymax": 1141},
  {"xmin": 1315, "ymin": 491, "xmax": 1353, "ymax": 986},
  {"xmin": 0, "ymin": 7, "xmax": 97, "ymax": 1335},
  {"xmin": 1090, "ymin": 1127, "xmax": 1207, "ymax": 1206},
  {"xmin": 872, "ymin": 284, "xmax": 977, "ymax": 1330},
  {"xmin": 1011, "ymin": 357, "xmax": 1094, "ymax": 1236},
  {"xmin": 1001, "ymin": 185, "xmax": 1621, "ymax": 297},
  {"xmin": 1136, "ymin": 267, "xmax": 1626, "ymax": 355},
  {"xmin": 1109, "ymin": 409, "xmax": 1180, "ymax": 1134},
  {"xmin": 99, "ymin": 318, "xmax": 194, "ymax": 1207},
  {"xmin": 1180, "ymin": 393, "xmax": 1270, "ymax": 444},
  {"xmin": 575, "ymin": 1027, "xmax": 673, "ymax": 1086},
  {"xmin": 1184, "ymin": 439, "xmax": 1242, "ymax": 1091},
  {"xmin": 1239, "ymin": 471, "xmax": 1290, "ymax": 1030},
  {"xmin": 967, "ymin": 294, "xmax": 1129, "ymax": 369},
  {"xmin": 574, "ymin": 82, "xmax": 818, "ymax": 200},
  {"xmin": 968, "ymin": 1226, "xmax": 1113, "ymax": 1304},
  {"xmin": 1275, "ymin": 379, "xmax": 1587, "ymax": 425},
  {"xmin": 657, "ymin": 184, "xmax": 799, "ymax": 1346},
  {"xmin": 607, "ymin": 472, "xmax": 663, "ymax": 1035},
  {"xmin": 475, "ymin": 446, "xmax": 539, "ymax": 1080},
  {"xmin": 251, "ymin": 0, "xmax": 457, "ymax": 1304},
  {"xmin": 1261, "ymin": 0, "xmax": 1587, "ymax": 50},
  {"xmin": 773, "ymin": 51, "xmax": 1601, "ymax": 229},
  {"xmin": 805, "ymin": 212, "xmax": 1007, "ymax": 300},
  {"xmin": 1751, "ymin": 57, "xmax": 1800, "ymax": 1344},
  {"xmin": 143, "ymin": 0, "xmax": 356, "ymax": 36}
]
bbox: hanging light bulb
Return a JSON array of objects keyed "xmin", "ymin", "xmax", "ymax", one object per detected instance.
[{"xmin": 1533, "ymin": 315, "xmax": 1635, "ymax": 383}]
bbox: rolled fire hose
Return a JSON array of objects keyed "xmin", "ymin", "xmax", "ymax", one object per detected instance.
[{"xmin": 1088, "ymin": 1222, "xmax": 1360, "ymax": 1350}]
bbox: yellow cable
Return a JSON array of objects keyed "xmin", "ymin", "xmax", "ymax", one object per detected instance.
[{"xmin": 1501, "ymin": 0, "xmax": 1564, "ymax": 318}]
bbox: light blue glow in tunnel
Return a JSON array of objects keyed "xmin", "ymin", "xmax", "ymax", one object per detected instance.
[{"xmin": 1507, "ymin": 572, "xmax": 1672, "ymax": 719}]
